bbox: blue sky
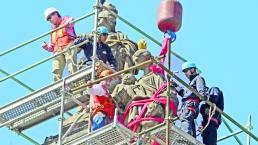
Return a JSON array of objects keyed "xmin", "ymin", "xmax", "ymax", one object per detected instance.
[{"xmin": 1, "ymin": 0, "xmax": 258, "ymax": 145}]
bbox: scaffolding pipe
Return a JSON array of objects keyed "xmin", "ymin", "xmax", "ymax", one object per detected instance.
[
  {"xmin": 91, "ymin": 0, "xmax": 99, "ymax": 87},
  {"xmin": 217, "ymin": 130, "xmax": 243, "ymax": 142},
  {"xmin": 113, "ymin": 108, "xmax": 118, "ymax": 128},
  {"xmin": 0, "ymin": 70, "xmax": 39, "ymax": 145},
  {"xmin": 14, "ymin": 131, "xmax": 40, "ymax": 145},
  {"xmin": 57, "ymin": 78, "xmax": 66, "ymax": 145},
  {"xmin": 222, "ymin": 118, "xmax": 243, "ymax": 145},
  {"xmin": 102, "ymin": 6, "xmax": 187, "ymax": 62},
  {"xmin": 138, "ymin": 122, "xmax": 166, "ymax": 136},
  {"xmin": 0, "ymin": 12, "xmax": 94, "ymax": 57},
  {"xmin": 70, "ymin": 56, "xmax": 163, "ymax": 92},
  {"xmin": 61, "ymin": 112, "xmax": 84, "ymax": 140},
  {"xmin": 0, "ymin": 69, "xmax": 34, "ymax": 92},
  {"xmin": 88, "ymin": 0, "xmax": 100, "ymax": 133},
  {"xmin": 165, "ymin": 38, "xmax": 171, "ymax": 145},
  {"xmin": 246, "ymin": 115, "xmax": 252, "ymax": 145},
  {"xmin": 156, "ymin": 63, "xmax": 258, "ymax": 142},
  {"xmin": 0, "ymin": 39, "xmax": 89, "ymax": 83},
  {"xmin": 0, "ymin": 69, "xmax": 73, "ymax": 122},
  {"xmin": 65, "ymin": 91, "xmax": 89, "ymax": 110}
]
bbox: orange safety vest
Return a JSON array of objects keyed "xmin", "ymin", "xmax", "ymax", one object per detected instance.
[
  {"xmin": 91, "ymin": 86, "xmax": 115, "ymax": 120},
  {"xmin": 51, "ymin": 19, "xmax": 72, "ymax": 52}
]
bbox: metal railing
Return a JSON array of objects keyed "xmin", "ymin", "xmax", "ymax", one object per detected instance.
[{"xmin": 0, "ymin": 12, "xmax": 94, "ymax": 57}]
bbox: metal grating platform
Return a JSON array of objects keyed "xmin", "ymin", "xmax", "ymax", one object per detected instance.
[
  {"xmin": 142, "ymin": 123, "xmax": 204, "ymax": 145},
  {"xmin": 67, "ymin": 121, "xmax": 137, "ymax": 145},
  {"xmin": 0, "ymin": 66, "xmax": 92, "ymax": 131},
  {"xmin": 64, "ymin": 121, "xmax": 204, "ymax": 145},
  {"xmin": 42, "ymin": 119, "xmax": 89, "ymax": 145}
]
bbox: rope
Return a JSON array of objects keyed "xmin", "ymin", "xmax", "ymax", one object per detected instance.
[{"xmin": 199, "ymin": 103, "xmax": 217, "ymax": 133}]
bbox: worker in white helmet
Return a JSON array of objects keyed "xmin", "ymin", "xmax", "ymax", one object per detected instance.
[{"xmin": 42, "ymin": 7, "xmax": 77, "ymax": 82}]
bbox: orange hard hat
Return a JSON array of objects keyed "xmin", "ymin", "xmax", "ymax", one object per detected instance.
[{"xmin": 99, "ymin": 70, "xmax": 113, "ymax": 78}]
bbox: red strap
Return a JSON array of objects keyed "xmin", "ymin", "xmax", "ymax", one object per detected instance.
[
  {"xmin": 210, "ymin": 117, "xmax": 219, "ymax": 125},
  {"xmin": 122, "ymin": 83, "xmax": 167, "ymax": 120},
  {"xmin": 126, "ymin": 117, "xmax": 164, "ymax": 128},
  {"xmin": 187, "ymin": 106, "xmax": 197, "ymax": 114},
  {"xmin": 122, "ymin": 97, "xmax": 177, "ymax": 122},
  {"xmin": 149, "ymin": 37, "xmax": 170, "ymax": 75},
  {"xmin": 187, "ymin": 98, "xmax": 200, "ymax": 103},
  {"xmin": 131, "ymin": 83, "xmax": 168, "ymax": 131},
  {"xmin": 121, "ymin": 83, "xmax": 178, "ymax": 132}
]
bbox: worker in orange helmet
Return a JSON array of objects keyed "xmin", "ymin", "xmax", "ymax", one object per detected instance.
[
  {"xmin": 88, "ymin": 70, "xmax": 115, "ymax": 131},
  {"xmin": 42, "ymin": 7, "xmax": 77, "ymax": 82}
]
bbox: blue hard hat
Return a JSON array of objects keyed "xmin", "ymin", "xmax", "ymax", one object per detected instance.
[
  {"xmin": 97, "ymin": 26, "xmax": 109, "ymax": 35},
  {"xmin": 182, "ymin": 62, "xmax": 197, "ymax": 72}
]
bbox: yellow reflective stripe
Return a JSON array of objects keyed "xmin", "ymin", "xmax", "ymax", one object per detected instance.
[
  {"xmin": 51, "ymin": 28, "xmax": 65, "ymax": 42},
  {"xmin": 51, "ymin": 31, "xmax": 57, "ymax": 43},
  {"xmin": 58, "ymin": 29, "xmax": 64, "ymax": 37}
]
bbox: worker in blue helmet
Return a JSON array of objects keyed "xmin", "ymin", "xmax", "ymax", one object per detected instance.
[
  {"xmin": 74, "ymin": 26, "xmax": 117, "ymax": 70},
  {"xmin": 172, "ymin": 62, "xmax": 207, "ymax": 138}
]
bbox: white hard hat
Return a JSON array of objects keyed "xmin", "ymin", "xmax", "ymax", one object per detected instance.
[{"xmin": 44, "ymin": 7, "xmax": 58, "ymax": 21}]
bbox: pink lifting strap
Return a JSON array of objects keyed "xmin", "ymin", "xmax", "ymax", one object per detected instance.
[
  {"xmin": 127, "ymin": 117, "xmax": 165, "ymax": 128},
  {"xmin": 122, "ymin": 83, "xmax": 177, "ymax": 132},
  {"xmin": 121, "ymin": 37, "xmax": 175, "ymax": 132},
  {"xmin": 123, "ymin": 83, "xmax": 167, "ymax": 120},
  {"xmin": 149, "ymin": 37, "xmax": 170, "ymax": 75}
]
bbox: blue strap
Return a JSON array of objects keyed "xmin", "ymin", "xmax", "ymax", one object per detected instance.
[{"xmin": 166, "ymin": 29, "xmax": 176, "ymax": 42}]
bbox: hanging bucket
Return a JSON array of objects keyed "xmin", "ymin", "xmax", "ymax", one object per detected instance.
[{"xmin": 157, "ymin": 0, "xmax": 183, "ymax": 33}]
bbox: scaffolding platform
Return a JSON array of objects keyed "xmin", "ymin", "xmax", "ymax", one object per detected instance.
[
  {"xmin": 0, "ymin": 67, "xmax": 92, "ymax": 131},
  {"xmin": 140, "ymin": 123, "xmax": 205, "ymax": 145},
  {"xmin": 42, "ymin": 117, "xmax": 89, "ymax": 145},
  {"xmin": 52, "ymin": 121, "xmax": 204, "ymax": 145},
  {"xmin": 66, "ymin": 121, "xmax": 137, "ymax": 145}
]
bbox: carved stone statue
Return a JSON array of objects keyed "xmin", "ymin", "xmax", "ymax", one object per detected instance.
[
  {"xmin": 112, "ymin": 73, "xmax": 136, "ymax": 112},
  {"xmin": 98, "ymin": 2, "xmax": 138, "ymax": 74},
  {"xmin": 125, "ymin": 49, "xmax": 178, "ymax": 131}
]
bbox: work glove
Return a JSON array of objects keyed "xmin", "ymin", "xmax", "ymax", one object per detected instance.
[
  {"xmin": 41, "ymin": 42, "xmax": 54, "ymax": 52},
  {"xmin": 74, "ymin": 37, "xmax": 88, "ymax": 45},
  {"xmin": 170, "ymin": 79, "xmax": 179, "ymax": 87}
]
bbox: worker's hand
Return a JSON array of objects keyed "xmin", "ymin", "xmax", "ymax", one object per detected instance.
[
  {"xmin": 63, "ymin": 17, "xmax": 74, "ymax": 25},
  {"xmin": 84, "ymin": 105, "xmax": 90, "ymax": 113},
  {"xmin": 74, "ymin": 37, "xmax": 88, "ymax": 45},
  {"xmin": 170, "ymin": 80, "xmax": 178, "ymax": 87},
  {"xmin": 41, "ymin": 42, "xmax": 48, "ymax": 50},
  {"xmin": 41, "ymin": 42, "xmax": 54, "ymax": 52},
  {"xmin": 87, "ymin": 81, "xmax": 93, "ymax": 88},
  {"xmin": 204, "ymin": 108, "xmax": 210, "ymax": 115},
  {"xmin": 198, "ymin": 125, "xmax": 204, "ymax": 132}
]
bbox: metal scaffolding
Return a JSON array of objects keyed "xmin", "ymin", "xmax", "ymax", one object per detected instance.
[{"xmin": 0, "ymin": 1, "xmax": 257, "ymax": 145}]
